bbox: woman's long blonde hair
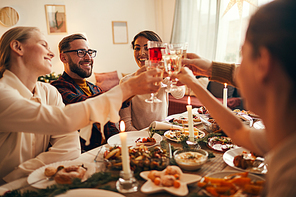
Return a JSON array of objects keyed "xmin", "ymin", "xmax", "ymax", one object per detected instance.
[{"xmin": 0, "ymin": 26, "xmax": 39, "ymax": 78}]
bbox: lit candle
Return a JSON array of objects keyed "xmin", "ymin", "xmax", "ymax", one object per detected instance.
[
  {"xmin": 187, "ymin": 96, "xmax": 194, "ymax": 141},
  {"xmin": 119, "ymin": 121, "xmax": 131, "ymax": 176},
  {"xmin": 223, "ymin": 83, "xmax": 228, "ymax": 107}
]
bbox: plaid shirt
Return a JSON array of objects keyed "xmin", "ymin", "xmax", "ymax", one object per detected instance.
[{"xmin": 51, "ymin": 72, "xmax": 121, "ymax": 152}]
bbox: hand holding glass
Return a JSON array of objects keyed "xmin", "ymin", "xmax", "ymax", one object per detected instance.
[{"xmin": 145, "ymin": 60, "xmax": 164, "ymax": 103}]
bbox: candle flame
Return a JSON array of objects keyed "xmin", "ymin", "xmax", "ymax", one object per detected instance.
[
  {"xmin": 224, "ymin": 83, "xmax": 228, "ymax": 88},
  {"xmin": 187, "ymin": 96, "xmax": 191, "ymax": 105},
  {"xmin": 120, "ymin": 120, "xmax": 125, "ymax": 132}
]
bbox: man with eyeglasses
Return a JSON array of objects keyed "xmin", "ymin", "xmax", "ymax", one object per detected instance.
[{"xmin": 51, "ymin": 34, "xmax": 126, "ymax": 152}]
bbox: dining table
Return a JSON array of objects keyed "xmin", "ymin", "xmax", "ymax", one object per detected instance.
[{"xmin": 0, "ymin": 109, "xmax": 265, "ymax": 197}]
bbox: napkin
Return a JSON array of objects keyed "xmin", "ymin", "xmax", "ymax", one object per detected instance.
[
  {"xmin": 150, "ymin": 121, "xmax": 182, "ymax": 130},
  {"xmin": 80, "ymin": 86, "xmax": 122, "ymax": 145}
]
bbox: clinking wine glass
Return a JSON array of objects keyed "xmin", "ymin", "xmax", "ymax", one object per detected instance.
[
  {"xmin": 162, "ymin": 43, "xmax": 187, "ymax": 92},
  {"xmin": 144, "ymin": 60, "xmax": 164, "ymax": 103}
]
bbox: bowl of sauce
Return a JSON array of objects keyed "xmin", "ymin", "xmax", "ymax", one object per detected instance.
[{"xmin": 174, "ymin": 149, "xmax": 208, "ymax": 171}]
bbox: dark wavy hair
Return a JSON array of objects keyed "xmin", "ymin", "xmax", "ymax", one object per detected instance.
[
  {"xmin": 131, "ymin": 30, "xmax": 162, "ymax": 49},
  {"xmin": 246, "ymin": 0, "xmax": 296, "ymax": 86}
]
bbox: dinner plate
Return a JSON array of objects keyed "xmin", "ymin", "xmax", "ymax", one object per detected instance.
[
  {"xmin": 140, "ymin": 170, "xmax": 202, "ymax": 196},
  {"xmin": 253, "ymin": 120, "xmax": 265, "ymax": 129},
  {"xmin": 164, "ymin": 129, "xmax": 205, "ymax": 142},
  {"xmin": 200, "ymin": 170, "xmax": 265, "ymax": 197},
  {"xmin": 56, "ymin": 188, "xmax": 125, "ymax": 197},
  {"xmin": 165, "ymin": 112, "xmax": 202, "ymax": 126},
  {"xmin": 27, "ymin": 161, "xmax": 96, "ymax": 189},
  {"xmin": 223, "ymin": 147, "xmax": 267, "ymax": 174},
  {"xmin": 107, "ymin": 130, "xmax": 162, "ymax": 148},
  {"xmin": 207, "ymin": 136, "xmax": 239, "ymax": 152}
]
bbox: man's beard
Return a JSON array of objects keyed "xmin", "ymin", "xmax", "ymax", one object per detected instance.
[{"xmin": 68, "ymin": 57, "xmax": 93, "ymax": 78}]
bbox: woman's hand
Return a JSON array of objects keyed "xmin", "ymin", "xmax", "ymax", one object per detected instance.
[
  {"xmin": 134, "ymin": 66, "xmax": 147, "ymax": 76},
  {"xmin": 171, "ymin": 67, "xmax": 196, "ymax": 88},
  {"xmin": 182, "ymin": 53, "xmax": 212, "ymax": 77},
  {"xmin": 120, "ymin": 69, "xmax": 163, "ymax": 101}
]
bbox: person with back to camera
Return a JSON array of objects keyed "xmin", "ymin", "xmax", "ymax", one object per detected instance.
[
  {"xmin": 119, "ymin": 30, "xmax": 208, "ymax": 131},
  {"xmin": 175, "ymin": 0, "xmax": 296, "ymax": 196},
  {"xmin": 0, "ymin": 27, "xmax": 162, "ymax": 184}
]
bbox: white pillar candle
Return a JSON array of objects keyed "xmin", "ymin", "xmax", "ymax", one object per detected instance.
[
  {"xmin": 119, "ymin": 121, "xmax": 131, "ymax": 176},
  {"xmin": 187, "ymin": 96, "xmax": 194, "ymax": 141},
  {"xmin": 223, "ymin": 83, "xmax": 228, "ymax": 107}
]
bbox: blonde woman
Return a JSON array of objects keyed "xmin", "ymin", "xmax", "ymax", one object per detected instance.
[{"xmin": 0, "ymin": 27, "xmax": 162, "ymax": 184}]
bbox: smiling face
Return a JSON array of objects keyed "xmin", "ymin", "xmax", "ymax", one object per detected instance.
[
  {"xmin": 62, "ymin": 39, "xmax": 94, "ymax": 79},
  {"xmin": 21, "ymin": 30, "xmax": 54, "ymax": 77},
  {"xmin": 133, "ymin": 36, "xmax": 149, "ymax": 68}
]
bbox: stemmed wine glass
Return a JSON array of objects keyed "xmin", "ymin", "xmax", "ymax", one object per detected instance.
[
  {"xmin": 144, "ymin": 60, "xmax": 164, "ymax": 103},
  {"xmin": 162, "ymin": 43, "xmax": 187, "ymax": 92}
]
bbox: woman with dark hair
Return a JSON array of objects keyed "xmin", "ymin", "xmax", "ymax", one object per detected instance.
[
  {"xmin": 120, "ymin": 30, "xmax": 208, "ymax": 131},
  {"xmin": 176, "ymin": 0, "xmax": 296, "ymax": 196}
]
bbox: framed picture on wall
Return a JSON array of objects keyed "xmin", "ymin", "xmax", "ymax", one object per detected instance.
[
  {"xmin": 45, "ymin": 5, "xmax": 67, "ymax": 34},
  {"xmin": 112, "ymin": 21, "xmax": 128, "ymax": 44}
]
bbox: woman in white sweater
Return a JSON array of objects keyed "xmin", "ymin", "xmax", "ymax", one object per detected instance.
[{"xmin": 0, "ymin": 27, "xmax": 162, "ymax": 183}]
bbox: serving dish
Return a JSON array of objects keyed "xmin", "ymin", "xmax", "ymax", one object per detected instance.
[
  {"xmin": 140, "ymin": 169, "xmax": 202, "ymax": 196},
  {"xmin": 223, "ymin": 147, "xmax": 267, "ymax": 174},
  {"xmin": 174, "ymin": 149, "xmax": 208, "ymax": 171},
  {"xmin": 198, "ymin": 171, "xmax": 265, "ymax": 197},
  {"xmin": 103, "ymin": 145, "xmax": 169, "ymax": 172},
  {"xmin": 27, "ymin": 161, "xmax": 96, "ymax": 189}
]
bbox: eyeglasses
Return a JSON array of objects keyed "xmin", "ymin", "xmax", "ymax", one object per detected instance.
[{"xmin": 63, "ymin": 49, "xmax": 97, "ymax": 58}]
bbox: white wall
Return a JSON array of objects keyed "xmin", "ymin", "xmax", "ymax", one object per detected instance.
[{"xmin": 0, "ymin": 0, "xmax": 175, "ymax": 83}]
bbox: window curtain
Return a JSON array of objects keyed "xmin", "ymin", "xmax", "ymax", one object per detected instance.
[
  {"xmin": 171, "ymin": 0, "xmax": 272, "ymax": 63},
  {"xmin": 171, "ymin": 0, "xmax": 218, "ymax": 60}
]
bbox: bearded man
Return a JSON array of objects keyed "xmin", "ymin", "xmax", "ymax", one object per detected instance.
[{"xmin": 51, "ymin": 34, "xmax": 122, "ymax": 152}]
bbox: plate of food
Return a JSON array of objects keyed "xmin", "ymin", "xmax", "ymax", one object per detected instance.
[
  {"xmin": 27, "ymin": 160, "xmax": 96, "ymax": 189},
  {"xmin": 107, "ymin": 130, "xmax": 162, "ymax": 148},
  {"xmin": 198, "ymin": 171, "xmax": 265, "ymax": 196},
  {"xmin": 223, "ymin": 147, "xmax": 267, "ymax": 174},
  {"xmin": 253, "ymin": 120, "xmax": 265, "ymax": 129},
  {"xmin": 207, "ymin": 136, "xmax": 239, "ymax": 152},
  {"xmin": 140, "ymin": 165, "xmax": 202, "ymax": 196},
  {"xmin": 165, "ymin": 113, "xmax": 202, "ymax": 126},
  {"xmin": 164, "ymin": 128, "xmax": 205, "ymax": 142}
]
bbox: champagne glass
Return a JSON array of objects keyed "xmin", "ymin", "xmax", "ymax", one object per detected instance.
[
  {"xmin": 144, "ymin": 60, "xmax": 164, "ymax": 103},
  {"xmin": 162, "ymin": 43, "xmax": 186, "ymax": 92}
]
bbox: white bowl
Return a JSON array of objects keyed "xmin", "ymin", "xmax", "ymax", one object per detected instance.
[{"xmin": 174, "ymin": 149, "xmax": 208, "ymax": 171}]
